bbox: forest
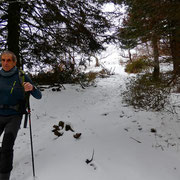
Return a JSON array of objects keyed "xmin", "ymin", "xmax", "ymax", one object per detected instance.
[
  {"xmin": 1, "ymin": 2, "xmax": 180, "ymax": 180},
  {"xmin": 0, "ymin": 0, "xmax": 180, "ymax": 110}
]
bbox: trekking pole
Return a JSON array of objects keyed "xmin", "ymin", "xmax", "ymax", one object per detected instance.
[{"xmin": 27, "ymin": 103, "xmax": 36, "ymax": 178}]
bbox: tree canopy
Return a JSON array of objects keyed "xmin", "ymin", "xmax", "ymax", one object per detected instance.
[
  {"xmin": 1, "ymin": 0, "xmax": 180, "ymax": 77},
  {"xmin": 0, "ymin": 0, "xmax": 112, "ymax": 69},
  {"xmin": 111, "ymin": 0, "xmax": 180, "ymax": 76}
]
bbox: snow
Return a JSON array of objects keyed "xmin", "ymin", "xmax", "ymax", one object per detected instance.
[{"xmin": 10, "ymin": 49, "xmax": 180, "ymax": 180}]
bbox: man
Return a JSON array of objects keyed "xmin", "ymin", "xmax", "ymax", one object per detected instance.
[{"xmin": 0, "ymin": 51, "xmax": 42, "ymax": 180}]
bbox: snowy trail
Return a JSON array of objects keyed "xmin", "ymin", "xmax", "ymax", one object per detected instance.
[{"xmin": 11, "ymin": 64, "xmax": 180, "ymax": 180}]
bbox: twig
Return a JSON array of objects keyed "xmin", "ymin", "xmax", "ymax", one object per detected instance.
[
  {"xmin": 86, "ymin": 149, "xmax": 94, "ymax": 164},
  {"xmin": 130, "ymin": 137, "xmax": 142, "ymax": 143}
]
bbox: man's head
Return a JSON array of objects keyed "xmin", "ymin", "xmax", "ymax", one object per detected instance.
[{"xmin": 0, "ymin": 51, "xmax": 17, "ymax": 71}]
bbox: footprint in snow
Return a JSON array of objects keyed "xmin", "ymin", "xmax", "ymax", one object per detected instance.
[
  {"xmin": 49, "ymin": 116, "xmax": 57, "ymax": 119},
  {"xmin": 89, "ymin": 162, "xmax": 97, "ymax": 170},
  {"xmin": 102, "ymin": 113, "xmax": 109, "ymax": 116}
]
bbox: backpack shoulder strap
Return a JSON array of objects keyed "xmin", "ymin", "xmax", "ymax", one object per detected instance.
[
  {"xmin": 18, "ymin": 69, "xmax": 25, "ymax": 86},
  {"xmin": 18, "ymin": 69, "xmax": 31, "ymax": 128}
]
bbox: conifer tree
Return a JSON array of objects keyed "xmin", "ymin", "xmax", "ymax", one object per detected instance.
[
  {"xmin": 111, "ymin": 0, "xmax": 180, "ymax": 76},
  {"xmin": 0, "ymin": 0, "xmax": 111, "ymax": 69}
]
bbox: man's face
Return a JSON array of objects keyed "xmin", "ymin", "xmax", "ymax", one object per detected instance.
[{"xmin": 1, "ymin": 54, "xmax": 16, "ymax": 71}]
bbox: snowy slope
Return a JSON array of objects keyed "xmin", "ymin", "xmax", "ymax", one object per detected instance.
[{"xmin": 11, "ymin": 50, "xmax": 180, "ymax": 180}]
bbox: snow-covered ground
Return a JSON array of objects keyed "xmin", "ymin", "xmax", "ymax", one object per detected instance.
[{"xmin": 10, "ymin": 49, "xmax": 180, "ymax": 180}]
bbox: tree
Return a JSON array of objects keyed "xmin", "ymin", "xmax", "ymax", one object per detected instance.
[
  {"xmin": 117, "ymin": 22, "xmax": 138, "ymax": 62},
  {"xmin": 167, "ymin": 0, "xmax": 180, "ymax": 75},
  {"xmin": 0, "ymin": 0, "xmax": 112, "ymax": 70},
  {"xmin": 116, "ymin": 1, "xmax": 163, "ymax": 79},
  {"xmin": 110, "ymin": 0, "xmax": 180, "ymax": 77},
  {"xmin": 7, "ymin": 1, "xmax": 21, "ymax": 67}
]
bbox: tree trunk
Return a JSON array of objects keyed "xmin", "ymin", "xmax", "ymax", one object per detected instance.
[
  {"xmin": 168, "ymin": 0, "xmax": 180, "ymax": 76},
  {"xmin": 152, "ymin": 33, "xmax": 160, "ymax": 80},
  {"xmin": 7, "ymin": 1, "xmax": 21, "ymax": 68},
  {"xmin": 128, "ymin": 49, "xmax": 132, "ymax": 62},
  {"xmin": 170, "ymin": 25, "xmax": 180, "ymax": 76}
]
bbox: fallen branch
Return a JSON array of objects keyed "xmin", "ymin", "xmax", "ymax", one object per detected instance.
[{"xmin": 130, "ymin": 137, "xmax": 142, "ymax": 143}]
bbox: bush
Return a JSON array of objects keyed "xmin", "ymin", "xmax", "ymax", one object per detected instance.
[
  {"xmin": 125, "ymin": 56, "xmax": 151, "ymax": 73},
  {"xmin": 31, "ymin": 66, "xmax": 113, "ymax": 88},
  {"xmin": 31, "ymin": 71, "xmax": 70, "ymax": 85},
  {"xmin": 122, "ymin": 74, "xmax": 171, "ymax": 111},
  {"xmin": 86, "ymin": 71, "xmax": 99, "ymax": 83},
  {"xmin": 31, "ymin": 69, "xmax": 99, "ymax": 87}
]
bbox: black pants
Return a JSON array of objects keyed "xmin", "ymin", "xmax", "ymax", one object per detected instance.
[{"xmin": 0, "ymin": 115, "xmax": 22, "ymax": 173}]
